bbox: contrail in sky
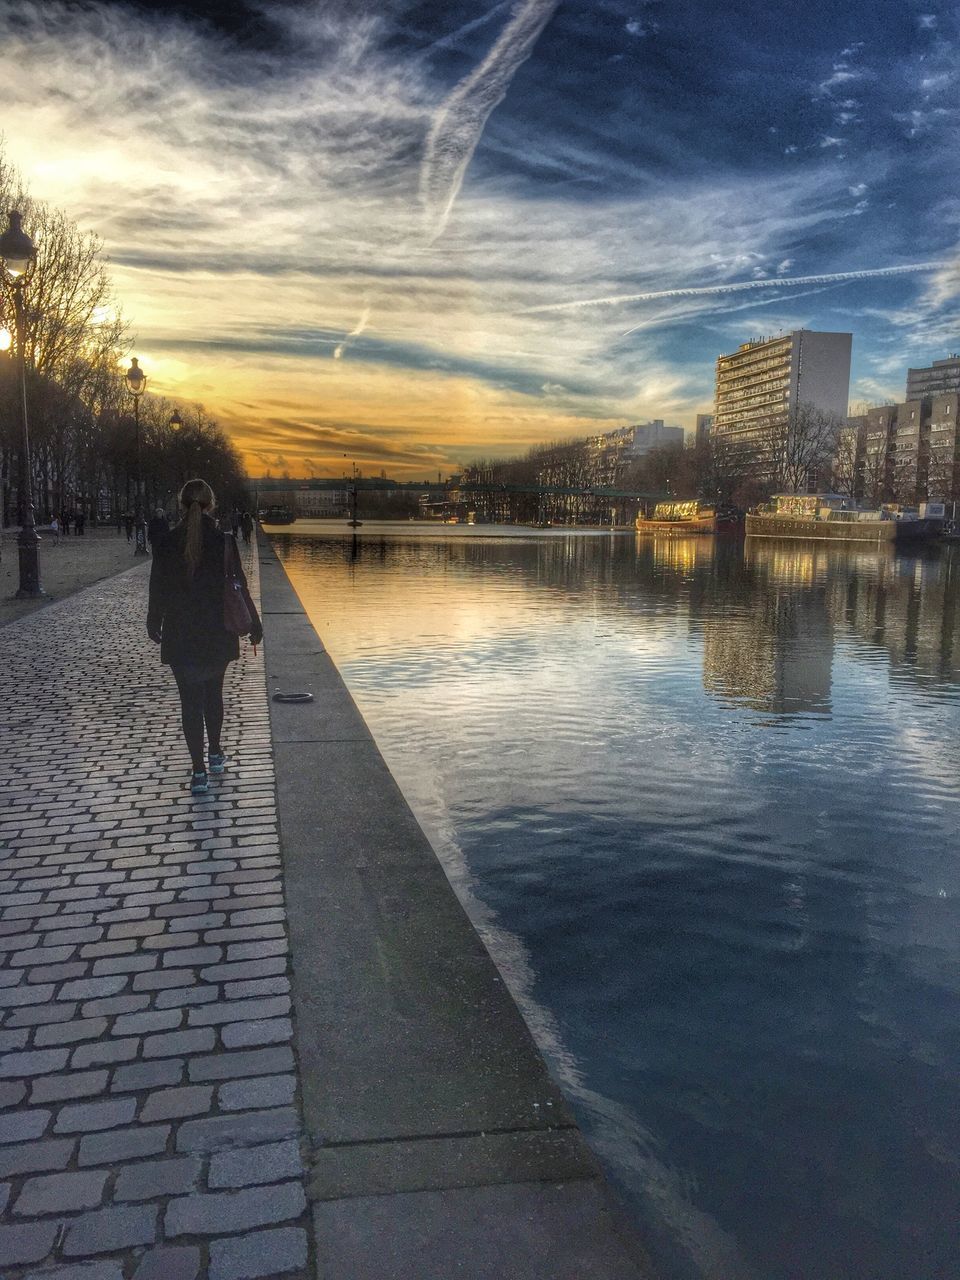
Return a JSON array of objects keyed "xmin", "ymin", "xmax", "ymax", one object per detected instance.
[
  {"xmin": 333, "ymin": 305, "xmax": 371, "ymax": 360},
  {"xmin": 423, "ymin": 3, "xmax": 511, "ymax": 56},
  {"xmin": 519, "ymin": 262, "xmax": 946, "ymax": 325},
  {"xmin": 337, "ymin": 3, "xmax": 555, "ymax": 358},
  {"xmin": 420, "ymin": 0, "xmax": 559, "ymax": 241}
]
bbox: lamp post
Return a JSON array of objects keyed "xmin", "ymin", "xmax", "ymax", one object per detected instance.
[
  {"xmin": 0, "ymin": 211, "xmax": 42, "ymax": 597},
  {"xmin": 167, "ymin": 411, "xmax": 185, "ymax": 500},
  {"xmin": 125, "ymin": 357, "xmax": 148, "ymax": 555},
  {"xmin": 0, "ymin": 326, "xmax": 9, "ymax": 545}
]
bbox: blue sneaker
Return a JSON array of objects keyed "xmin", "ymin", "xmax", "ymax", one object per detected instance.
[
  {"xmin": 190, "ymin": 770, "xmax": 209, "ymax": 795},
  {"xmin": 208, "ymin": 751, "xmax": 226, "ymax": 775}
]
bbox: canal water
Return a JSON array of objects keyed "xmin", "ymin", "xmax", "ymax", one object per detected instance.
[{"xmin": 271, "ymin": 522, "xmax": 960, "ymax": 1280}]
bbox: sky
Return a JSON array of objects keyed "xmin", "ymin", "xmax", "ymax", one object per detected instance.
[{"xmin": 1, "ymin": 0, "xmax": 958, "ymax": 479}]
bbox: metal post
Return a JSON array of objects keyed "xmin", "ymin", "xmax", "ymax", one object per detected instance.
[
  {"xmin": 133, "ymin": 392, "xmax": 148, "ymax": 555},
  {"xmin": 13, "ymin": 287, "xmax": 42, "ymax": 597}
]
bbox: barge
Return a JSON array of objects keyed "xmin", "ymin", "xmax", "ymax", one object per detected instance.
[
  {"xmin": 258, "ymin": 505, "xmax": 297, "ymax": 525},
  {"xmin": 746, "ymin": 494, "xmax": 942, "ymax": 545},
  {"xmin": 636, "ymin": 500, "xmax": 742, "ymax": 535}
]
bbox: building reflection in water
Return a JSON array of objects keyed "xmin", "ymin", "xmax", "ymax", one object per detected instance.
[
  {"xmin": 701, "ymin": 541, "xmax": 835, "ymax": 716},
  {"xmin": 688, "ymin": 539, "xmax": 960, "ymax": 716}
]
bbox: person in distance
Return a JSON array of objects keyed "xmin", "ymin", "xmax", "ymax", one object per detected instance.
[{"xmin": 147, "ymin": 478, "xmax": 263, "ymax": 794}]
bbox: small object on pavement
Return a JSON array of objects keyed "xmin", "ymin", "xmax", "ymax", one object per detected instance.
[{"xmin": 272, "ymin": 692, "xmax": 314, "ymax": 703}]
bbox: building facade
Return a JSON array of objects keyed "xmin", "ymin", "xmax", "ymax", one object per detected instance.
[
  {"xmin": 905, "ymin": 354, "xmax": 960, "ymax": 401},
  {"xmin": 294, "ymin": 488, "xmax": 350, "ymax": 517},
  {"xmin": 842, "ymin": 394, "xmax": 960, "ymax": 505},
  {"xmin": 714, "ymin": 329, "xmax": 852, "ymax": 482},
  {"xmin": 627, "ymin": 420, "xmax": 686, "ymax": 455},
  {"xmin": 927, "ymin": 393, "xmax": 960, "ymax": 500},
  {"xmin": 585, "ymin": 421, "xmax": 684, "ymax": 487}
]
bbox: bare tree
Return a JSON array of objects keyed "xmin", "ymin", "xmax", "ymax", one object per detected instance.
[
  {"xmin": 832, "ymin": 419, "xmax": 864, "ymax": 498},
  {"xmin": 0, "ymin": 147, "xmax": 250, "ymax": 525},
  {"xmin": 777, "ymin": 402, "xmax": 843, "ymax": 493},
  {"xmin": 925, "ymin": 440, "xmax": 959, "ymax": 502}
]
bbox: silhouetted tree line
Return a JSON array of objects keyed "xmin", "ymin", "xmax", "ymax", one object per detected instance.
[
  {"xmin": 0, "ymin": 150, "xmax": 248, "ymax": 528},
  {"xmin": 461, "ymin": 405, "xmax": 849, "ymax": 523}
]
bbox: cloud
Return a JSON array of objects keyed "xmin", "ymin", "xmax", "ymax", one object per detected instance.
[
  {"xmin": 521, "ymin": 263, "xmax": 945, "ymax": 320},
  {"xmin": 419, "ymin": 0, "xmax": 559, "ymax": 240},
  {"xmin": 333, "ymin": 305, "xmax": 372, "ymax": 360},
  {"xmin": 1, "ymin": 1, "xmax": 955, "ymax": 476}
]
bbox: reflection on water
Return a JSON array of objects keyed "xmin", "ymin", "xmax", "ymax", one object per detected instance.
[{"xmin": 273, "ymin": 524, "xmax": 960, "ymax": 1280}]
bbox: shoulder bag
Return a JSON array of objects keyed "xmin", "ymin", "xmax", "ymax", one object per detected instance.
[{"xmin": 223, "ymin": 536, "xmax": 254, "ymax": 635}]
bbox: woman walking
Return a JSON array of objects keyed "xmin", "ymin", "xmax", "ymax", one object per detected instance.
[{"xmin": 147, "ymin": 479, "xmax": 262, "ymax": 794}]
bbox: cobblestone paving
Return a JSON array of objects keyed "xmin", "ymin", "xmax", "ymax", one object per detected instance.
[{"xmin": 0, "ymin": 541, "xmax": 312, "ymax": 1279}]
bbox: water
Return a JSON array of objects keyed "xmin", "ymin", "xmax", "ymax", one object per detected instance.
[{"xmin": 271, "ymin": 521, "xmax": 960, "ymax": 1280}]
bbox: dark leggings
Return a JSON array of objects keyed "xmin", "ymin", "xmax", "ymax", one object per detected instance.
[{"xmin": 173, "ymin": 666, "xmax": 227, "ymax": 772}]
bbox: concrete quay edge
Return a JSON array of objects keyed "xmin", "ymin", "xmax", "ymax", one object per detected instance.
[{"xmin": 258, "ymin": 536, "xmax": 656, "ymax": 1279}]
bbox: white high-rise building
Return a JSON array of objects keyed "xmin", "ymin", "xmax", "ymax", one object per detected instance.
[{"xmin": 714, "ymin": 329, "xmax": 852, "ymax": 471}]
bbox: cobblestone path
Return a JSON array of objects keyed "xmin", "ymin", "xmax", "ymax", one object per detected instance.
[{"xmin": 0, "ymin": 542, "xmax": 312, "ymax": 1279}]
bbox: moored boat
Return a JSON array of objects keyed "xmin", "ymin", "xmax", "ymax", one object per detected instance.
[
  {"xmin": 258, "ymin": 505, "xmax": 297, "ymax": 525},
  {"xmin": 746, "ymin": 494, "xmax": 942, "ymax": 545},
  {"xmin": 635, "ymin": 500, "xmax": 741, "ymax": 535}
]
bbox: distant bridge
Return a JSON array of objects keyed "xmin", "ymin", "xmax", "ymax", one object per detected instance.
[
  {"xmin": 252, "ymin": 477, "xmax": 670, "ymax": 501},
  {"xmin": 454, "ymin": 483, "xmax": 668, "ymax": 500}
]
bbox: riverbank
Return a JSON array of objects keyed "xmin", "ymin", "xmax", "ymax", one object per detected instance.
[
  {"xmin": 258, "ymin": 532, "xmax": 654, "ymax": 1278},
  {"xmin": 0, "ymin": 532, "xmax": 654, "ymax": 1278},
  {"xmin": 0, "ymin": 526, "xmax": 144, "ymax": 629}
]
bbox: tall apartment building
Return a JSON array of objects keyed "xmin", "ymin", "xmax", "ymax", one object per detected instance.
[
  {"xmin": 617, "ymin": 419, "xmax": 685, "ymax": 456},
  {"xmin": 714, "ymin": 329, "xmax": 852, "ymax": 477},
  {"xmin": 843, "ymin": 394, "xmax": 960, "ymax": 504},
  {"xmin": 928, "ymin": 393, "xmax": 960, "ymax": 498},
  {"xmin": 857, "ymin": 404, "xmax": 897, "ymax": 503},
  {"xmin": 695, "ymin": 413, "xmax": 713, "ymax": 445},
  {"xmin": 585, "ymin": 420, "xmax": 685, "ymax": 486},
  {"xmin": 905, "ymin": 354, "xmax": 960, "ymax": 401}
]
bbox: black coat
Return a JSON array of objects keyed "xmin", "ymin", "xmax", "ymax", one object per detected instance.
[
  {"xmin": 147, "ymin": 515, "xmax": 260, "ymax": 669},
  {"xmin": 147, "ymin": 514, "xmax": 169, "ymax": 545}
]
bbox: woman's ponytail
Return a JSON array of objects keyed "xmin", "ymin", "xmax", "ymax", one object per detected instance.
[{"xmin": 178, "ymin": 478, "xmax": 216, "ymax": 576}]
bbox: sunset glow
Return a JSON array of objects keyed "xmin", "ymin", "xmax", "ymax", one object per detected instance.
[{"xmin": 3, "ymin": 1, "xmax": 958, "ymax": 477}]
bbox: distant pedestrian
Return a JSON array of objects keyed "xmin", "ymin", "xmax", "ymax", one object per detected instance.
[
  {"xmin": 240, "ymin": 511, "xmax": 253, "ymax": 545},
  {"xmin": 75, "ymin": 511, "xmax": 85, "ymax": 536},
  {"xmin": 124, "ymin": 512, "xmax": 134, "ymax": 541},
  {"xmin": 231, "ymin": 510, "xmax": 241, "ymax": 537},
  {"xmin": 61, "ymin": 511, "xmax": 71, "ymax": 536},
  {"xmin": 147, "ymin": 479, "xmax": 262, "ymax": 795},
  {"xmin": 49, "ymin": 515, "xmax": 60, "ymax": 545},
  {"xmin": 116, "ymin": 513, "xmax": 123, "ymax": 536},
  {"xmin": 147, "ymin": 507, "xmax": 169, "ymax": 551}
]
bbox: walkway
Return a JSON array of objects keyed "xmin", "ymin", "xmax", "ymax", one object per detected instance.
[{"xmin": 0, "ymin": 542, "xmax": 311, "ymax": 1279}]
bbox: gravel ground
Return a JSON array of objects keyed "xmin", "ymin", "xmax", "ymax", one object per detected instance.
[{"xmin": 0, "ymin": 527, "xmax": 147, "ymax": 630}]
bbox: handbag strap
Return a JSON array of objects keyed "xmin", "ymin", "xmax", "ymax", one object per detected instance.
[{"xmin": 224, "ymin": 534, "xmax": 237, "ymax": 580}]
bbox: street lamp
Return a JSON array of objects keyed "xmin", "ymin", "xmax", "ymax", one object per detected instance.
[
  {"xmin": 168, "ymin": 410, "xmax": 183, "ymax": 433},
  {"xmin": 0, "ymin": 210, "xmax": 42, "ymax": 597},
  {"xmin": 125, "ymin": 357, "xmax": 148, "ymax": 555}
]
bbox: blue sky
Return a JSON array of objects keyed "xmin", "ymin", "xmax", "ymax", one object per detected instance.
[{"xmin": 2, "ymin": 0, "xmax": 957, "ymax": 476}]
